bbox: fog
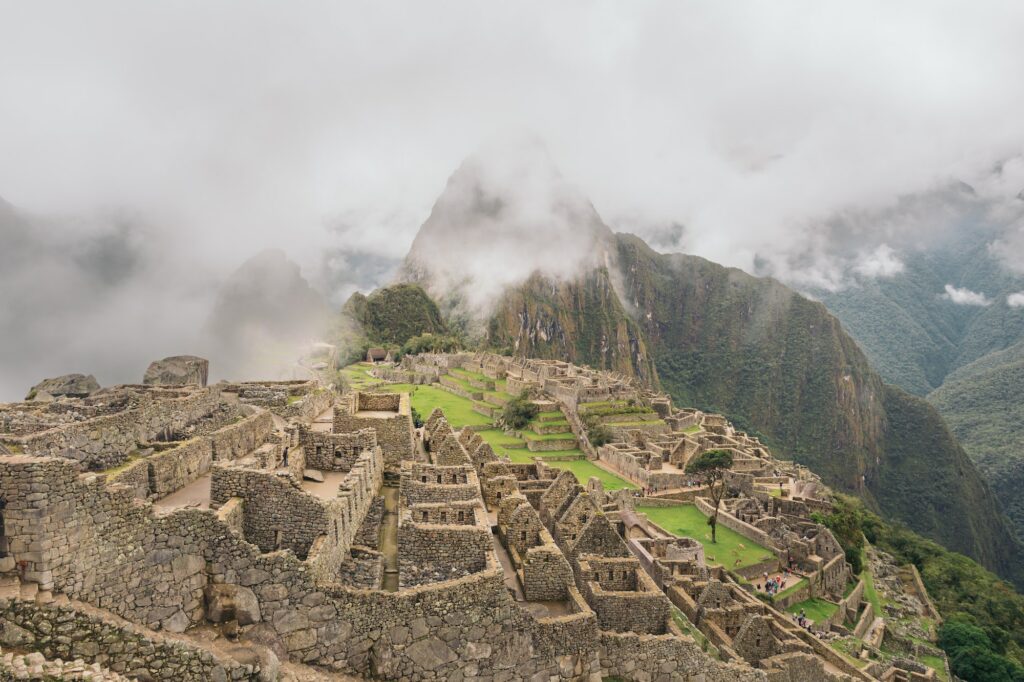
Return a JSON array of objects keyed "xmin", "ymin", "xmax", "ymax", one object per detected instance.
[{"xmin": 2, "ymin": 1, "xmax": 1024, "ymax": 399}]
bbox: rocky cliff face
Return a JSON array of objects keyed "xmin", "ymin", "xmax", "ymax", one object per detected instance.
[{"xmin": 486, "ymin": 267, "xmax": 657, "ymax": 383}]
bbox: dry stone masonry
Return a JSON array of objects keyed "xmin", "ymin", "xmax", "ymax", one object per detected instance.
[{"xmin": 0, "ymin": 352, "xmax": 947, "ymax": 681}]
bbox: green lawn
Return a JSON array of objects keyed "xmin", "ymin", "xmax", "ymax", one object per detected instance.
[
  {"xmin": 682, "ymin": 424, "xmax": 701, "ymax": 434},
  {"xmin": 860, "ymin": 567, "xmax": 883, "ymax": 617},
  {"xmin": 775, "ymin": 577, "xmax": 809, "ymax": 600},
  {"xmin": 449, "ymin": 367, "xmax": 491, "ymax": 383},
  {"xmin": 522, "ymin": 430, "xmax": 577, "ymax": 441},
  {"xmin": 785, "ymin": 597, "xmax": 837, "ymax": 624},
  {"xmin": 636, "ymin": 504, "xmax": 777, "ymax": 569},
  {"xmin": 378, "ymin": 383, "xmax": 491, "ymax": 428},
  {"xmin": 506, "ymin": 448, "xmax": 584, "ymax": 463},
  {"xmin": 340, "ymin": 363, "xmax": 386, "ymax": 389},
  {"xmin": 920, "ymin": 654, "xmax": 948, "ymax": 681},
  {"xmin": 546, "ymin": 460, "xmax": 636, "ymax": 490}
]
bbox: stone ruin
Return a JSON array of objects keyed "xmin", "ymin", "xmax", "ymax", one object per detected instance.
[{"xmin": 0, "ymin": 350, "xmax": 945, "ymax": 681}]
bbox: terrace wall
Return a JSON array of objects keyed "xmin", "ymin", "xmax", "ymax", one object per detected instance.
[
  {"xmin": 0, "ymin": 597, "xmax": 262, "ymax": 681},
  {"xmin": 210, "ymin": 411, "xmax": 274, "ymax": 461},
  {"xmin": 149, "ymin": 438, "xmax": 213, "ymax": 498}
]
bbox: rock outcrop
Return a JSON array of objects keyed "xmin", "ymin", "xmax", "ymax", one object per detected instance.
[
  {"xmin": 25, "ymin": 374, "xmax": 99, "ymax": 400},
  {"xmin": 143, "ymin": 356, "xmax": 209, "ymax": 387}
]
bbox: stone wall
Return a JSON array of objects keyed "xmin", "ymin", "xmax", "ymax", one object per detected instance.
[
  {"xmin": 597, "ymin": 630, "xmax": 764, "ymax": 682},
  {"xmin": 333, "ymin": 395, "xmax": 415, "ymax": 468},
  {"xmin": 299, "ymin": 425, "xmax": 377, "ymax": 471},
  {"xmin": 2, "ymin": 388, "xmax": 223, "ymax": 470},
  {"xmin": 106, "ymin": 457, "xmax": 150, "ymax": 499},
  {"xmin": 216, "ymin": 497, "xmax": 245, "ymax": 536},
  {"xmin": 522, "ymin": 543, "xmax": 574, "ymax": 602},
  {"xmin": 149, "ymin": 437, "xmax": 213, "ymax": 498},
  {"xmin": 210, "ymin": 467, "xmax": 326, "ymax": 557},
  {"xmin": 397, "ymin": 517, "xmax": 492, "ymax": 587},
  {"xmin": 695, "ymin": 497, "xmax": 780, "ymax": 554},
  {"xmin": 0, "ymin": 597, "xmax": 262, "ymax": 681},
  {"xmin": 400, "ymin": 463, "xmax": 479, "ymax": 505},
  {"xmin": 210, "ymin": 411, "xmax": 274, "ymax": 461}
]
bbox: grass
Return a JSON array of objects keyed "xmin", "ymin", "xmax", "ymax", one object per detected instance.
[
  {"xmin": 636, "ymin": 504, "xmax": 776, "ymax": 569},
  {"xmin": 605, "ymin": 420, "xmax": 663, "ymax": 427},
  {"xmin": 860, "ymin": 567, "xmax": 883, "ymax": 617},
  {"xmin": 506, "ymin": 448, "xmax": 584, "ymax": 463},
  {"xmin": 774, "ymin": 577, "xmax": 808, "ymax": 600},
  {"xmin": 546, "ymin": 459, "xmax": 635, "ymax": 490},
  {"xmin": 786, "ymin": 597, "xmax": 838, "ymax": 624},
  {"xmin": 101, "ymin": 453, "xmax": 144, "ymax": 476},
  {"xmin": 671, "ymin": 607, "xmax": 718, "ymax": 658},
  {"xmin": 340, "ymin": 363, "xmax": 386, "ymax": 389},
  {"xmin": 378, "ymin": 383, "xmax": 491, "ymax": 428},
  {"xmin": 522, "ymin": 430, "xmax": 577, "ymax": 441},
  {"xmin": 449, "ymin": 368, "xmax": 491, "ymax": 383},
  {"xmin": 682, "ymin": 424, "xmax": 701, "ymax": 434},
  {"xmin": 920, "ymin": 654, "xmax": 948, "ymax": 681}
]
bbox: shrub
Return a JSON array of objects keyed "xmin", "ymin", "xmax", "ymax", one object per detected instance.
[{"xmin": 501, "ymin": 391, "xmax": 539, "ymax": 430}]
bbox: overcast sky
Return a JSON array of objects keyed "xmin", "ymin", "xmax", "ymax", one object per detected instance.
[{"xmin": 2, "ymin": 1, "xmax": 1024, "ymax": 395}]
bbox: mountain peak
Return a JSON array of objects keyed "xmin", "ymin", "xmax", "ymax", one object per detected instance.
[{"xmin": 404, "ymin": 139, "xmax": 613, "ymax": 317}]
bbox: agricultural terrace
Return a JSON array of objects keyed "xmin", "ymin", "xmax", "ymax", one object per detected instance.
[
  {"xmin": 342, "ymin": 363, "xmax": 634, "ymax": 489},
  {"xmin": 637, "ymin": 504, "xmax": 776, "ymax": 570}
]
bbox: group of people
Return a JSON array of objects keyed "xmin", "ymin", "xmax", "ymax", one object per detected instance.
[{"xmin": 757, "ymin": 568, "xmax": 792, "ymax": 597}]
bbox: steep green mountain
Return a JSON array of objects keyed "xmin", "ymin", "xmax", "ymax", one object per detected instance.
[
  {"xmin": 486, "ymin": 268, "xmax": 658, "ymax": 383},
  {"xmin": 930, "ymin": 340, "xmax": 1024, "ymax": 536},
  {"xmin": 343, "ymin": 283, "xmax": 447, "ymax": 346},
  {"xmin": 478, "ymin": 233, "xmax": 1024, "ymax": 586},
  {"xmin": 399, "ymin": 155, "xmax": 1024, "ymax": 587},
  {"xmin": 816, "ymin": 224, "xmax": 1024, "ymax": 541},
  {"xmin": 818, "ymin": 226, "xmax": 1024, "ymax": 396}
]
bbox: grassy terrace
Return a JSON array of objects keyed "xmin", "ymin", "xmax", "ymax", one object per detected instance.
[
  {"xmin": 546, "ymin": 459, "xmax": 636, "ymax": 490},
  {"xmin": 522, "ymin": 430, "xmax": 577, "ymax": 441},
  {"xmin": 636, "ymin": 504, "xmax": 777, "ymax": 569},
  {"xmin": 340, "ymin": 363, "xmax": 386, "ymax": 390},
  {"xmin": 379, "ymin": 383, "xmax": 491, "ymax": 428},
  {"xmin": 785, "ymin": 597, "xmax": 835, "ymax": 624},
  {"xmin": 342, "ymin": 364, "xmax": 632, "ymax": 488}
]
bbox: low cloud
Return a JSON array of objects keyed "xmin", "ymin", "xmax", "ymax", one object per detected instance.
[
  {"xmin": 942, "ymin": 284, "xmax": 992, "ymax": 306},
  {"xmin": 1008, "ymin": 292, "xmax": 1024, "ymax": 308},
  {"xmin": 852, "ymin": 244, "xmax": 905, "ymax": 279}
]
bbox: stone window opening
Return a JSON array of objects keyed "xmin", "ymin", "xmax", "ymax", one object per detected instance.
[
  {"xmin": 440, "ymin": 512, "xmax": 447, "ymax": 523},
  {"xmin": 436, "ymin": 475, "xmax": 442, "ymax": 484},
  {"xmin": 580, "ymin": 514, "xmax": 588, "ymax": 524},
  {"xmin": 421, "ymin": 511, "xmax": 428, "ymax": 521},
  {"xmin": 520, "ymin": 530, "xmax": 527, "ymax": 542},
  {"xmin": 457, "ymin": 511, "xmax": 465, "ymax": 522},
  {"xmin": 316, "ymin": 445, "xmax": 322, "ymax": 459},
  {"xmin": 421, "ymin": 475, "xmax": 427, "ymax": 483}
]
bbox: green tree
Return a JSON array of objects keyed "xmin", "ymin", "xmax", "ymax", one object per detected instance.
[
  {"xmin": 501, "ymin": 392, "xmax": 540, "ymax": 430},
  {"xmin": 686, "ymin": 449, "xmax": 734, "ymax": 543}
]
